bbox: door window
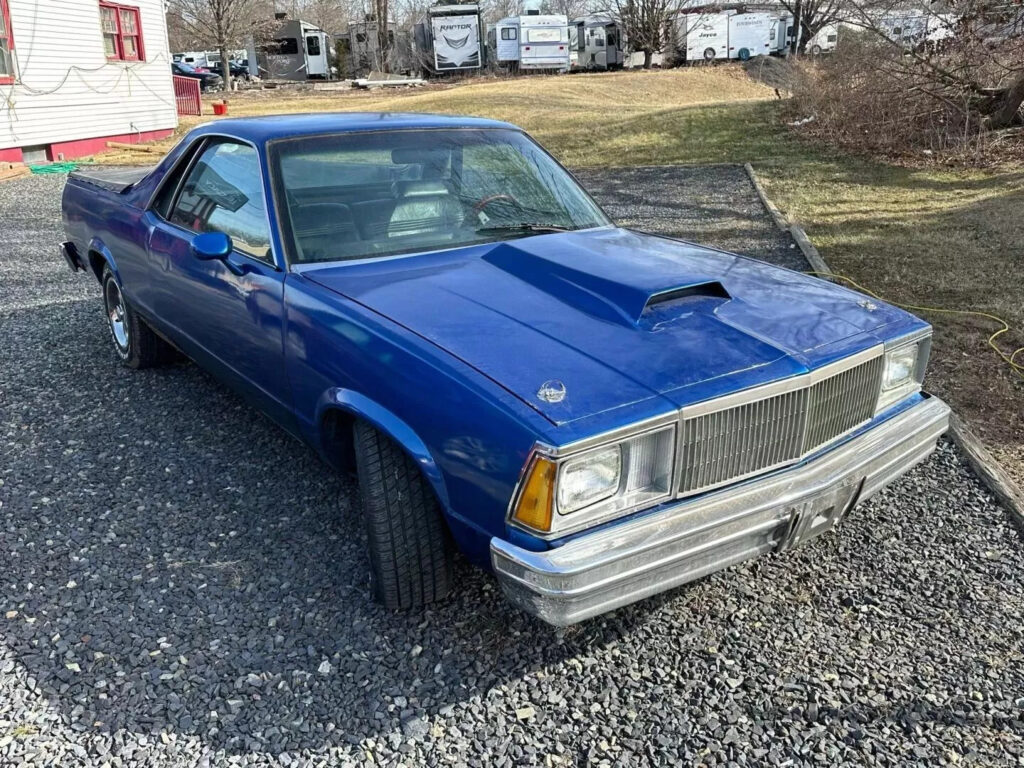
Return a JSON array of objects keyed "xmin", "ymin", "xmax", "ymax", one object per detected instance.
[
  {"xmin": 306, "ymin": 35, "xmax": 321, "ymax": 55},
  {"xmin": 169, "ymin": 141, "xmax": 273, "ymax": 261}
]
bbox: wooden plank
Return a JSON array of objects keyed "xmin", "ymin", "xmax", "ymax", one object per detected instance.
[
  {"xmin": 744, "ymin": 162, "xmax": 789, "ymax": 231},
  {"xmin": 949, "ymin": 414, "xmax": 1024, "ymax": 532},
  {"xmin": 0, "ymin": 166, "xmax": 31, "ymax": 182},
  {"xmin": 105, "ymin": 141, "xmax": 161, "ymax": 153}
]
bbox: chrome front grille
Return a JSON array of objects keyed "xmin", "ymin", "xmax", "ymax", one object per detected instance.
[
  {"xmin": 805, "ymin": 353, "xmax": 884, "ymax": 449},
  {"xmin": 678, "ymin": 349, "xmax": 883, "ymax": 496}
]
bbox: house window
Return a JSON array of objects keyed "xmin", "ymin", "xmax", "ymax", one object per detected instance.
[
  {"xmin": 0, "ymin": 0, "xmax": 14, "ymax": 84},
  {"xmin": 100, "ymin": 2, "xmax": 144, "ymax": 62}
]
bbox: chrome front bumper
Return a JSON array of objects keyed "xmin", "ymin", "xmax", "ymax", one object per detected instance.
[{"xmin": 491, "ymin": 396, "xmax": 950, "ymax": 626}]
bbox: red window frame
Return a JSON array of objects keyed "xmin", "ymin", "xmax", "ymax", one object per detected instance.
[
  {"xmin": 99, "ymin": 2, "xmax": 145, "ymax": 62},
  {"xmin": 0, "ymin": 0, "xmax": 15, "ymax": 85}
]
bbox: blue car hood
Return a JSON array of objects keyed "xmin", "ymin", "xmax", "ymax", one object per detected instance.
[{"xmin": 301, "ymin": 228, "xmax": 910, "ymax": 426}]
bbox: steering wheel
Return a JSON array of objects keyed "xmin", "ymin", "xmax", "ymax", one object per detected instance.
[{"xmin": 472, "ymin": 193, "xmax": 523, "ymax": 215}]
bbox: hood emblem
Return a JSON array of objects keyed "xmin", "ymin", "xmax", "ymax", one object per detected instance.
[
  {"xmin": 537, "ymin": 380, "xmax": 566, "ymax": 403},
  {"xmin": 858, "ymin": 299, "xmax": 878, "ymax": 311}
]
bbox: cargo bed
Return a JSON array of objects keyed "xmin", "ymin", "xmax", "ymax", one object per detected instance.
[{"xmin": 68, "ymin": 166, "xmax": 154, "ymax": 194}]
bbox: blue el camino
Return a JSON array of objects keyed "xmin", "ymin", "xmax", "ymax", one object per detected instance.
[{"xmin": 60, "ymin": 114, "xmax": 950, "ymax": 625}]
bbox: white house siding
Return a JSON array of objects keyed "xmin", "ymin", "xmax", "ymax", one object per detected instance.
[{"xmin": 0, "ymin": 0, "xmax": 177, "ymax": 159}]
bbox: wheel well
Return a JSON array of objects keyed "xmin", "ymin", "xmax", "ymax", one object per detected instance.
[
  {"xmin": 88, "ymin": 250, "xmax": 108, "ymax": 283},
  {"xmin": 320, "ymin": 408, "xmax": 357, "ymax": 474}
]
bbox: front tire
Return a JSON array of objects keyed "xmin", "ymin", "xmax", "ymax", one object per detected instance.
[
  {"xmin": 353, "ymin": 421, "xmax": 454, "ymax": 610},
  {"xmin": 101, "ymin": 266, "xmax": 171, "ymax": 369}
]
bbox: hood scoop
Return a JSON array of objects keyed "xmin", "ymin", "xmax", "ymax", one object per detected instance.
[
  {"xmin": 643, "ymin": 281, "xmax": 730, "ymax": 311},
  {"xmin": 482, "ymin": 243, "xmax": 730, "ymax": 327}
]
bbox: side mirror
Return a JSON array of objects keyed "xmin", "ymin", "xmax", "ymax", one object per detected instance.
[{"xmin": 191, "ymin": 232, "xmax": 233, "ymax": 261}]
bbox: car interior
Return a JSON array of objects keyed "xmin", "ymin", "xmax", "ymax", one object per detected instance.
[{"xmin": 283, "ymin": 147, "xmax": 471, "ymax": 262}]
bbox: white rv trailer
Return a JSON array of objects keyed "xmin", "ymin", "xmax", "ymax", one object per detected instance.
[
  {"xmin": 414, "ymin": 4, "xmax": 484, "ymax": 74},
  {"xmin": 805, "ymin": 22, "xmax": 840, "ymax": 53},
  {"xmin": 569, "ymin": 16, "xmax": 625, "ymax": 70},
  {"xmin": 677, "ymin": 11, "xmax": 773, "ymax": 61},
  {"xmin": 493, "ymin": 10, "xmax": 570, "ymax": 72},
  {"xmin": 250, "ymin": 19, "xmax": 330, "ymax": 80}
]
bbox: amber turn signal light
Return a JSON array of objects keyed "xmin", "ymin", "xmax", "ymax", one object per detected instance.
[{"xmin": 511, "ymin": 456, "xmax": 556, "ymax": 532}]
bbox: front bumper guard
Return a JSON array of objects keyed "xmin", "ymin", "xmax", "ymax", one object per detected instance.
[{"xmin": 491, "ymin": 396, "xmax": 950, "ymax": 626}]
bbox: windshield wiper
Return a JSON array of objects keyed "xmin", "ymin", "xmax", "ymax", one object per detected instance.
[{"xmin": 475, "ymin": 223, "xmax": 572, "ymax": 235}]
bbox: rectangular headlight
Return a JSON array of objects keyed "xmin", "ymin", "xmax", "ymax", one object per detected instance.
[
  {"xmin": 511, "ymin": 423, "xmax": 676, "ymax": 536},
  {"xmin": 558, "ymin": 446, "xmax": 621, "ymax": 514},
  {"xmin": 876, "ymin": 332, "xmax": 930, "ymax": 413}
]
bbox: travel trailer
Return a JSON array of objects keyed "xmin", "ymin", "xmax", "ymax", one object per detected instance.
[
  {"xmin": 805, "ymin": 21, "xmax": 840, "ymax": 53},
  {"xmin": 569, "ymin": 17, "xmax": 625, "ymax": 70},
  {"xmin": 414, "ymin": 3, "xmax": 484, "ymax": 74},
  {"xmin": 492, "ymin": 0, "xmax": 570, "ymax": 72},
  {"xmin": 249, "ymin": 19, "xmax": 330, "ymax": 80},
  {"xmin": 343, "ymin": 19, "xmax": 401, "ymax": 76},
  {"xmin": 675, "ymin": 11, "xmax": 774, "ymax": 61}
]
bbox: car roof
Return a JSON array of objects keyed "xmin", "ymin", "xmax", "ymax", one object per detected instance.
[{"xmin": 189, "ymin": 113, "xmax": 520, "ymax": 144}]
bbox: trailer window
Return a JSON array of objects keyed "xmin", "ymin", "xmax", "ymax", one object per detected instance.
[
  {"xmin": 306, "ymin": 35, "xmax": 321, "ymax": 55},
  {"xmin": 274, "ymin": 37, "xmax": 299, "ymax": 55},
  {"xmin": 501, "ymin": 27, "xmax": 517, "ymax": 40},
  {"xmin": 99, "ymin": 2, "xmax": 145, "ymax": 62},
  {"xmin": 0, "ymin": 0, "xmax": 14, "ymax": 84},
  {"xmin": 527, "ymin": 28, "xmax": 562, "ymax": 43}
]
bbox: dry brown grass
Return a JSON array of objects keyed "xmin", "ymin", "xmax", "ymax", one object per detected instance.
[{"xmin": 91, "ymin": 68, "xmax": 776, "ymax": 166}]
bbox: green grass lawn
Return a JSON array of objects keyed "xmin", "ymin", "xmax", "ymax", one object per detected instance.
[{"xmin": 96, "ymin": 68, "xmax": 1023, "ymax": 477}]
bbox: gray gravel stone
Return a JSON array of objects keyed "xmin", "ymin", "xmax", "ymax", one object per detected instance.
[{"xmin": 1, "ymin": 172, "xmax": 1022, "ymax": 767}]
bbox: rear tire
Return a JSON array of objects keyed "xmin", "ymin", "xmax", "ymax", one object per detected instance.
[
  {"xmin": 703, "ymin": 47, "xmax": 716, "ymax": 61},
  {"xmin": 101, "ymin": 266, "xmax": 172, "ymax": 369},
  {"xmin": 353, "ymin": 420, "xmax": 454, "ymax": 610}
]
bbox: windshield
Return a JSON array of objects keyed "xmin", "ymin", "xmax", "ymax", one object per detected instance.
[{"xmin": 270, "ymin": 128, "xmax": 610, "ymax": 264}]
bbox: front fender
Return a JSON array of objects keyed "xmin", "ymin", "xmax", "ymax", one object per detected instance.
[{"xmin": 315, "ymin": 388, "xmax": 451, "ymax": 511}]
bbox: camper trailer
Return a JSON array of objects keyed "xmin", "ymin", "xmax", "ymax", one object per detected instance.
[
  {"xmin": 344, "ymin": 19, "xmax": 401, "ymax": 76},
  {"xmin": 492, "ymin": 0, "xmax": 570, "ymax": 72},
  {"xmin": 250, "ymin": 19, "xmax": 330, "ymax": 80},
  {"xmin": 414, "ymin": 3, "xmax": 484, "ymax": 74},
  {"xmin": 675, "ymin": 11, "xmax": 773, "ymax": 61},
  {"xmin": 569, "ymin": 17, "xmax": 625, "ymax": 70},
  {"xmin": 805, "ymin": 21, "xmax": 840, "ymax": 53}
]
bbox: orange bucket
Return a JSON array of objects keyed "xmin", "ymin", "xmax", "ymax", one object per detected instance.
[{"xmin": 212, "ymin": 101, "xmax": 228, "ymax": 116}]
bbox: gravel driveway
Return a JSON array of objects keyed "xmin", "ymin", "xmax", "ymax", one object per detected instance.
[{"xmin": 2, "ymin": 170, "xmax": 1022, "ymax": 767}]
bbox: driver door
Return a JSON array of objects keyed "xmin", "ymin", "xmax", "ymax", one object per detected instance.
[{"xmin": 144, "ymin": 138, "xmax": 295, "ymax": 429}]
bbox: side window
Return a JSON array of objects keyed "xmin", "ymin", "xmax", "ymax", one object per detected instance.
[
  {"xmin": 169, "ymin": 141, "xmax": 272, "ymax": 261},
  {"xmin": 501, "ymin": 27, "xmax": 517, "ymax": 40}
]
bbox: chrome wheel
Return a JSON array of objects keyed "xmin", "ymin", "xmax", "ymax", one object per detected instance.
[{"xmin": 104, "ymin": 278, "xmax": 130, "ymax": 353}]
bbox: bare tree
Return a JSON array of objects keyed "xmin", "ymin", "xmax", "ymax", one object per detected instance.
[
  {"xmin": 789, "ymin": 0, "xmax": 1024, "ymax": 159},
  {"xmin": 614, "ymin": 0, "xmax": 673, "ymax": 67},
  {"xmin": 168, "ymin": 0, "xmax": 277, "ymax": 90},
  {"xmin": 780, "ymin": 0, "xmax": 842, "ymax": 53}
]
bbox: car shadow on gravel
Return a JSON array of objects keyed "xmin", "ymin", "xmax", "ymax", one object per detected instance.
[{"xmin": 2, "ymin": 298, "xmax": 666, "ymax": 755}]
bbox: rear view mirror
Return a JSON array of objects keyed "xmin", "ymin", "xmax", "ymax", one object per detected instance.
[{"xmin": 191, "ymin": 232, "xmax": 233, "ymax": 261}]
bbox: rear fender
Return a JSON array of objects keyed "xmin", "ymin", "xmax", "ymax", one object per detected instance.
[
  {"xmin": 87, "ymin": 237, "xmax": 120, "ymax": 284},
  {"xmin": 316, "ymin": 388, "xmax": 451, "ymax": 511}
]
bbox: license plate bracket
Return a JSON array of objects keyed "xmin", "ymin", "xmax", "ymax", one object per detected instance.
[{"xmin": 776, "ymin": 477, "xmax": 863, "ymax": 553}]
